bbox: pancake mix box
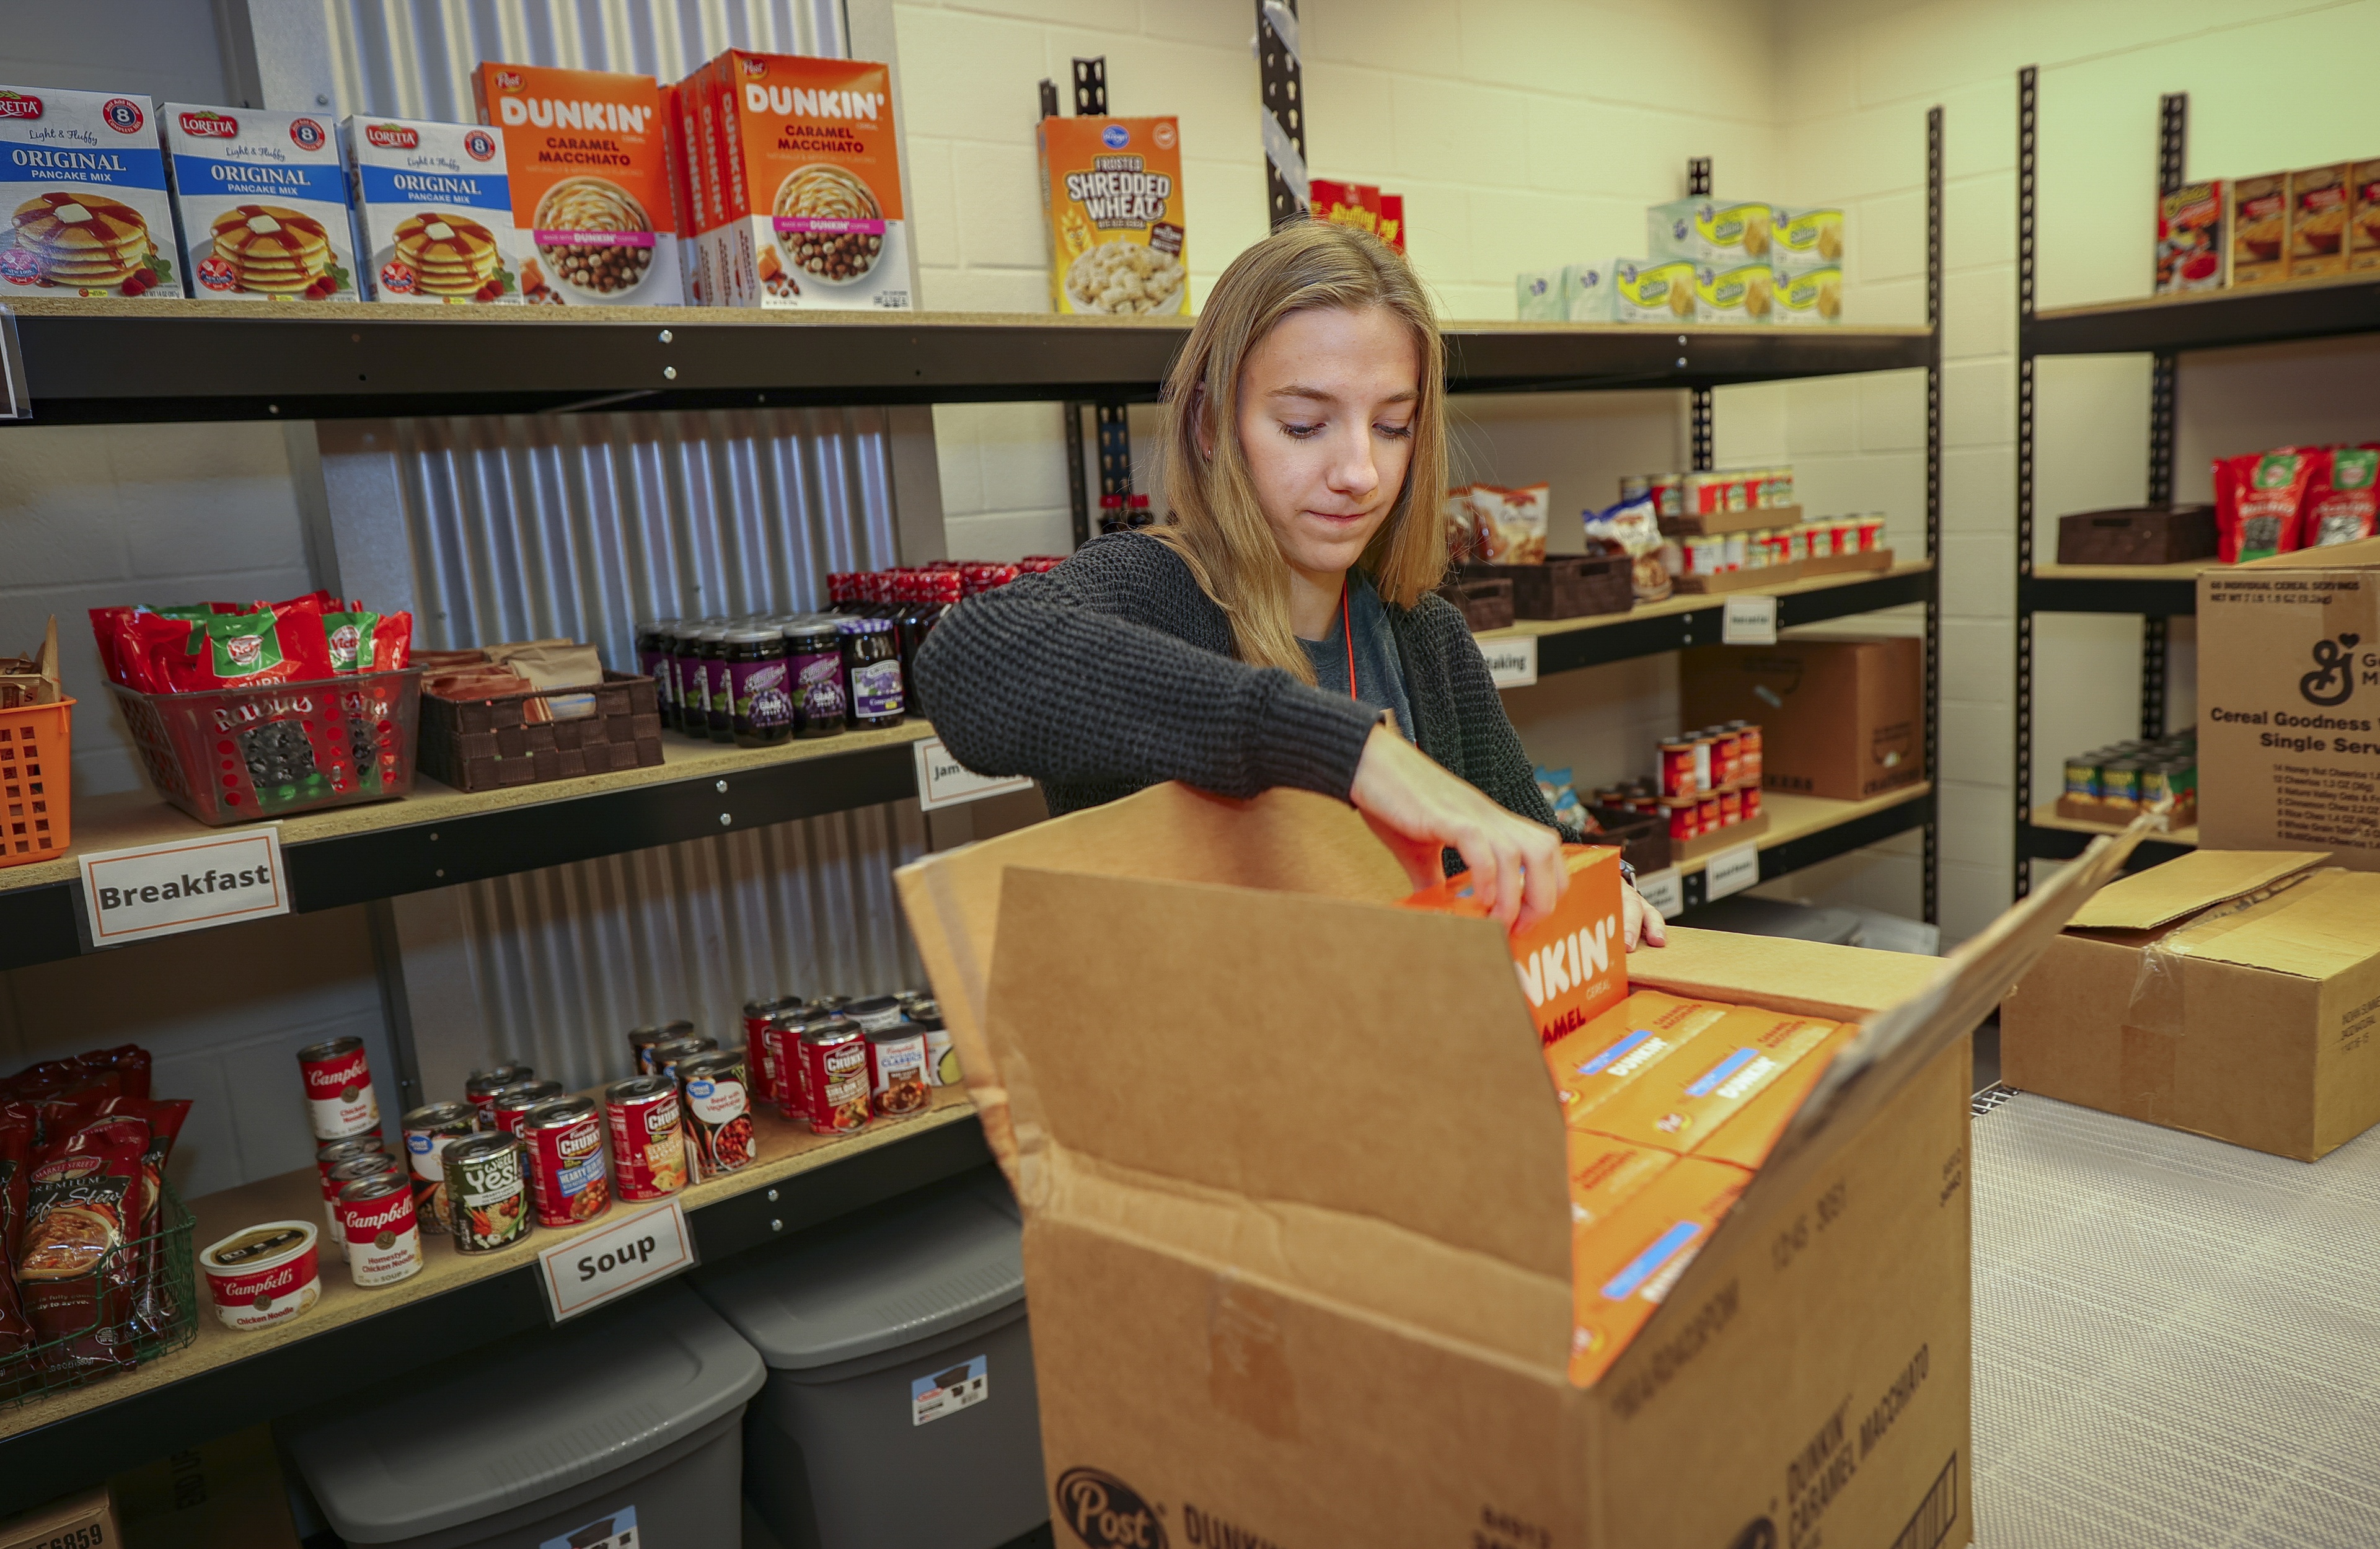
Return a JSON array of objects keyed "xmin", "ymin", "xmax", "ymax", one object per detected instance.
[
  {"xmin": 164, "ymin": 104, "xmax": 358, "ymax": 301},
  {"xmin": 474, "ymin": 62, "xmax": 682, "ymax": 307},
  {"xmin": 685, "ymin": 51, "xmax": 909, "ymax": 310},
  {"xmin": 1038, "ymin": 114, "xmax": 1186, "ymax": 315},
  {"xmin": 0, "ymin": 84, "xmax": 182, "ymax": 297},
  {"xmin": 342, "ymin": 116, "xmax": 521, "ymax": 304}
]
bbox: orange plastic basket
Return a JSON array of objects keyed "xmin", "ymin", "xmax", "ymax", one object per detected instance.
[{"xmin": 0, "ymin": 696, "xmax": 71, "ymax": 868}]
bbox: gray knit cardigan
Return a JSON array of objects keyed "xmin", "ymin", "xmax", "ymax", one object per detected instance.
[{"xmin": 912, "ymin": 532, "xmax": 1561, "ymax": 832}]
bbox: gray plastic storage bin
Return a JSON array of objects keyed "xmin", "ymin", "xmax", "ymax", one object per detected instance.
[
  {"xmin": 1675, "ymin": 893, "xmax": 1863, "ymax": 945},
  {"xmin": 282, "ymin": 1282, "xmax": 765, "ymax": 1549},
  {"xmin": 694, "ymin": 1169, "xmax": 1045, "ymax": 1549}
]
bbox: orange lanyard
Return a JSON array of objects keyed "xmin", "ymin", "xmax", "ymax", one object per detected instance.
[{"xmin": 1341, "ymin": 585, "xmax": 1359, "ymax": 702}]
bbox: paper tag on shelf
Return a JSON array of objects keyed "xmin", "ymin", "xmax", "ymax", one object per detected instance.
[
  {"xmin": 1479, "ymin": 635, "xmax": 1538, "ymax": 689},
  {"xmin": 537, "ymin": 1197, "xmax": 695, "ymax": 1323},
  {"xmin": 1633, "ymin": 864, "xmax": 1683, "ymax": 920},
  {"xmin": 79, "ymin": 827, "xmax": 290, "ymax": 948},
  {"xmin": 1722, "ymin": 595, "xmax": 1778, "ymax": 646},
  {"xmin": 0, "ymin": 306, "xmax": 27, "ymax": 421},
  {"xmin": 913, "ymin": 736, "xmax": 1036, "ymax": 812},
  {"xmin": 1704, "ymin": 842, "xmax": 1761, "ymax": 901}
]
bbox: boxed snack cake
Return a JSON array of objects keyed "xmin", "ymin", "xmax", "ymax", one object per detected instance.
[
  {"xmin": 474, "ymin": 62, "xmax": 681, "ymax": 307},
  {"xmin": 342, "ymin": 115, "xmax": 521, "ymax": 304},
  {"xmin": 164, "ymin": 104, "xmax": 358, "ymax": 301},
  {"xmin": 0, "ymin": 84, "xmax": 181, "ymax": 297}
]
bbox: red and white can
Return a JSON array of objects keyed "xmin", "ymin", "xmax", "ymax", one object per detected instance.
[
  {"xmin": 605, "ymin": 1077, "xmax": 688, "ymax": 1201},
  {"xmin": 1709, "ymin": 730, "xmax": 1741, "ymax": 788},
  {"xmin": 1662, "ymin": 801, "xmax": 1697, "ymax": 841},
  {"xmin": 866, "ymin": 1026, "xmax": 932, "ymax": 1120},
  {"xmin": 796, "ymin": 1018, "xmax": 872, "ymax": 1136},
  {"xmin": 742, "ymin": 997, "xmax": 795, "ymax": 1106},
  {"xmin": 521, "ymin": 1097, "xmax": 612, "ymax": 1229},
  {"xmin": 767, "ymin": 1010, "xmax": 815, "ymax": 1119},
  {"xmin": 322, "ymin": 1151, "xmax": 401, "ymax": 1235},
  {"xmin": 336, "ymin": 1173, "xmax": 423, "ymax": 1287},
  {"xmin": 296, "ymin": 1035, "xmax": 379, "ymax": 1141},
  {"xmin": 1719, "ymin": 787, "xmax": 1743, "ymax": 827},
  {"xmin": 1743, "ymin": 785, "xmax": 1763, "ymax": 822},
  {"xmin": 463, "ymin": 1063, "xmax": 533, "ymax": 1118},
  {"xmin": 200, "ymin": 1220, "xmax": 322, "ymax": 1331},
  {"xmin": 490, "ymin": 1080, "xmax": 563, "ymax": 1136},
  {"xmin": 1658, "ymin": 740, "xmax": 1698, "ymax": 800},
  {"xmin": 1734, "ymin": 722, "xmax": 1763, "ymax": 783},
  {"xmin": 1697, "ymin": 795, "xmax": 1722, "ymax": 836}
]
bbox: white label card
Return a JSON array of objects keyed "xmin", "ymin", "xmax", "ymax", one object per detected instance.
[
  {"xmin": 537, "ymin": 1197, "xmax": 695, "ymax": 1323},
  {"xmin": 912, "ymin": 1353, "xmax": 989, "ymax": 1426},
  {"xmin": 1704, "ymin": 842, "xmax": 1762, "ymax": 901},
  {"xmin": 79, "ymin": 827, "xmax": 289, "ymax": 947},
  {"xmin": 1479, "ymin": 634, "xmax": 1538, "ymax": 689},
  {"xmin": 1634, "ymin": 865, "xmax": 1683, "ymax": 920},
  {"xmin": 1722, "ymin": 595, "xmax": 1779, "ymax": 646},
  {"xmin": 913, "ymin": 736, "xmax": 1036, "ymax": 812}
]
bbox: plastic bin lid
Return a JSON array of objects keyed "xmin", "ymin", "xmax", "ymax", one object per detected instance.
[
  {"xmin": 1675, "ymin": 894, "xmax": 1863, "ymax": 947},
  {"xmin": 695, "ymin": 1171, "xmax": 1023, "ymax": 1370},
  {"xmin": 284, "ymin": 1282, "xmax": 764, "ymax": 1545}
]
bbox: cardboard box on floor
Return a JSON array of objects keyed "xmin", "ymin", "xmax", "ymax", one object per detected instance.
[
  {"xmin": 2002, "ymin": 849, "xmax": 2380, "ymax": 1160},
  {"xmin": 2198, "ymin": 536, "xmax": 2380, "ymax": 870},
  {"xmin": 1681, "ymin": 634, "xmax": 1925, "ymax": 800},
  {"xmin": 899, "ymin": 783, "xmax": 2138, "ymax": 1549}
]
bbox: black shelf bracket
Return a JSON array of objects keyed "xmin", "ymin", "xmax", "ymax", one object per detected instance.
[
  {"xmin": 1065, "ymin": 401, "xmax": 1091, "ymax": 547},
  {"xmin": 1689, "ymin": 156, "xmax": 1714, "ymax": 474},
  {"xmin": 1038, "ymin": 78, "xmax": 1059, "ymax": 121},
  {"xmin": 1924, "ymin": 104, "xmax": 1944, "ymax": 925},
  {"xmin": 1688, "ymin": 157, "xmax": 1712, "ymax": 196},
  {"xmin": 2140, "ymin": 92, "xmax": 2187, "ymax": 743},
  {"xmin": 1258, "ymin": 0, "xmax": 1307, "ymax": 228},
  {"xmin": 1095, "ymin": 400, "xmax": 1133, "ymax": 532},
  {"xmin": 1072, "ymin": 58, "xmax": 1107, "ymax": 117},
  {"xmin": 2014, "ymin": 64, "xmax": 2040, "ymax": 901}
]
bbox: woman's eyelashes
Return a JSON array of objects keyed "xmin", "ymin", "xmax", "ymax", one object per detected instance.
[
  {"xmin": 1277, "ymin": 417, "xmax": 1413, "ymax": 441},
  {"xmin": 1375, "ymin": 420, "xmax": 1414, "ymax": 440},
  {"xmin": 1279, "ymin": 419, "xmax": 1322, "ymax": 440}
]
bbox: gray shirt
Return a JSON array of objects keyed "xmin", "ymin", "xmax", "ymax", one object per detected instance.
[{"xmin": 1298, "ymin": 569, "xmax": 1416, "ymax": 744}]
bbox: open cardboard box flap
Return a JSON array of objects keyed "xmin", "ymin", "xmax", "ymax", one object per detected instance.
[
  {"xmin": 2066, "ymin": 848, "xmax": 2327, "ymax": 932},
  {"xmin": 898, "ymin": 783, "xmax": 2146, "ymax": 1382},
  {"xmin": 2240, "ymin": 534, "xmax": 2380, "ymax": 569}
]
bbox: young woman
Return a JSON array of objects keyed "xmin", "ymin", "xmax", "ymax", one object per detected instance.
[{"xmin": 915, "ymin": 221, "xmax": 1662, "ymax": 945}]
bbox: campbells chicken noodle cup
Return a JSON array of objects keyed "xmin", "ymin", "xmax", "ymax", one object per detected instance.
[
  {"xmin": 1582, "ymin": 1007, "xmax": 1848, "ymax": 1154},
  {"xmin": 1038, "ymin": 115, "xmax": 1187, "ymax": 316},
  {"xmin": 473, "ymin": 62, "xmax": 681, "ymax": 307},
  {"xmin": 1613, "ymin": 258, "xmax": 1699, "ymax": 323},
  {"xmin": 342, "ymin": 115, "xmax": 522, "ymax": 304},
  {"xmin": 694, "ymin": 51, "xmax": 909, "ymax": 311},
  {"xmin": 1543, "ymin": 991, "xmax": 1727, "ymax": 1124},
  {"xmin": 1697, "ymin": 1022, "xmax": 1856, "ymax": 1171},
  {"xmin": 1695, "ymin": 262, "xmax": 1773, "ymax": 324},
  {"xmin": 0, "ymin": 84, "xmax": 182, "ymax": 297},
  {"xmin": 1774, "ymin": 265, "xmax": 1842, "ymax": 325},
  {"xmin": 1398, "ymin": 844, "xmax": 1628, "ymax": 1046},
  {"xmin": 1570, "ymin": 1154, "xmax": 1750, "ymax": 1387},
  {"xmin": 200, "ymin": 1220, "xmax": 322, "ymax": 1332},
  {"xmin": 164, "ymin": 104, "xmax": 359, "ymax": 301}
]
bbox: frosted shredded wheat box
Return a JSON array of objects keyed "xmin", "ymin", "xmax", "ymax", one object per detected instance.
[
  {"xmin": 164, "ymin": 103, "xmax": 358, "ymax": 301},
  {"xmin": 1039, "ymin": 115, "xmax": 1186, "ymax": 315},
  {"xmin": 0, "ymin": 84, "xmax": 180, "ymax": 296}
]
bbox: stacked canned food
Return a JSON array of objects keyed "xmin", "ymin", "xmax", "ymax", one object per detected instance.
[
  {"xmin": 2058, "ymin": 728, "xmax": 2198, "ymax": 827},
  {"xmin": 736, "ymin": 989, "xmax": 953, "ymax": 1139},
  {"xmin": 1660, "ymin": 513, "xmax": 1886, "ymax": 581},
  {"xmin": 1593, "ymin": 720, "xmax": 1766, "ymax": 845},
  {"xmin": 1621, "ymin": 467, "xmax": 1797, "ymax": 518}
]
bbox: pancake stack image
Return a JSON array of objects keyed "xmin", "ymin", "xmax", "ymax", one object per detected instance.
[
  {"xmin": 206, "ymin": 203, "xmax": 335, "ymax": 296},
  {"xmin": 392, "ymin": 211, "xmax": 501, "ymax": 298},
  {"xmin": 11, "ymin": 190, "xmax": 160, "ymax": 289}
]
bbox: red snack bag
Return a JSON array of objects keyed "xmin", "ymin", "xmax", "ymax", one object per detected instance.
[
  {"xmin": 2303, "ymin": 447, "xmax": 2379, "ymax": 547},
  {"xmin": 19, "ymin": 1123, "xmax": 148, "ymax": 1375},
  {"xmin": 169, "ymin": 595, "xmax": 337, "ymax": 691},
  {"xmin": 79, "ymin": 1046, "xmax": 152, "ymax": 1103},
  {"xmin": 2215, "ymin": 448, "xmax": 2315, "ymax": 563},
  {"xmin": 0, "ymin": 1108, "xmax": 32, "ymax": 1260},
  {"xmin": 370, "ymin": 611, "xmax": 414, "ymax": 671},
  {"xmin": 94, "ymin": 1097, "xmax": 189, "ymax": 1334}
]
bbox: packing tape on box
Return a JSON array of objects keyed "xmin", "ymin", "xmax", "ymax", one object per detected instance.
[{"xmin": 2119, "ymin": 869, "xmax": 2329, "ymax": 1109}]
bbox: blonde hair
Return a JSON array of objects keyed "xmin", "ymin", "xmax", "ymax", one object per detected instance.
[{"xmin": 1152, "ymin": 221, "xmax": 1447, "ymax": 684}]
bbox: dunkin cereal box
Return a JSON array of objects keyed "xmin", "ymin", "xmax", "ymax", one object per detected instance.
[
  {"xmin": 1038, "ymin": 114, "xmax": 1186, "ymax": 315},
  {"xmin": 0, "ymin": 84, "xmax": 181, "ymax": 297},
  {"xmin": 164, "ymin": 104, "xmax": 358, "ymax": 301},
  {"xmin": 341, "ymin": 116, "xmax": 521, "ymax": 304},
  {"xmin": 473, "ymin": 63, "xmax": 682, "ymax": 307},
  {"xmin": 689, "ymin": 51, "xmax": 910, "ymax": 311}
]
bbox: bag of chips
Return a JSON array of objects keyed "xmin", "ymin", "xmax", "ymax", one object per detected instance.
[
  {"xmin": 19, "ymin": 1120, "xmax": 148, "ymax": 1375},
  {"xmin": 1465, "ymin": 483, "xmax": 1551, "ymax": 564},
  {"xmin": 167, "ymin": 596, "xmax": 337, "ymax": 691},
  {"xmin": 1584, "ymin": 494, "xmax": 1673, "ymax": 601},
  {"xmin": 91, "ymin": 1097, "xmax": 188, "ymax": 1336},
  {"xmin": 2303, "ymin": 446, "xmax": 2378, "ymax": 547},
  {"xmin": 2214, "ymin": 448, "xmax": 2314, "ymax": 563}
]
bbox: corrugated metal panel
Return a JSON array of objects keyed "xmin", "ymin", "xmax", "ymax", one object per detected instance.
[{"xmin": 324, "ymin": 1, "xmax": 937, "ymax": 1090}]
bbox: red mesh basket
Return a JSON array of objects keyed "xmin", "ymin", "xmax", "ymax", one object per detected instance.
[{"xmin": 109, "ymin": 669, "xmax": 421, "ymax": 826}]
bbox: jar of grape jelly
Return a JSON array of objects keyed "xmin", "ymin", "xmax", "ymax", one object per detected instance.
[
  {"xmin": 786, "ymin": 621, "xmax": 847, "ymax": 739},
  {"xmin": 836, "ymin": 617, "xmax": 905, "ymax": 730},
  {"xmin": 725, "ymin": 627, "xmax": 793, "ymax": 748}
]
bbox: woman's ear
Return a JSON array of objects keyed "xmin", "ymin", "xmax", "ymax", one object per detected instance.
[{"xmin": 1191, "ymin": 384, "xmax": 1215, "ymax": 460}]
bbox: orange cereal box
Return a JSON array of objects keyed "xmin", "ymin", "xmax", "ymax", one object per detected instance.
[
  {"xmin": 690, "ymin": 50, "xmax": 907, "ymax": 311},
  {"xmin": 1038, "ymin": 115, "xmax": 1186, "ymax": 315},
  {"xmin": 1566, "ymin": 1129, "xmax": 1677, "ymax": 1230},
  {"xmin": 1543, "ymin": 991, "xmax": 1727, "ymax": 1123},
  {"xmin": 1398, "ymin": 845, "xmax": 1628, "ymax": 1046},
  {"xmin": 1695, "ymin": 1022, "xmax": 1855, "ymax": 1171},
  {"xmin": 1569, "ymin": 1154, "xmax": 1750, "ymax": 1387},
  {"xmin": 472, "ymin": 62, "xmax": 681, "ymax": 307},
  {"xmin": 1581, "ymin": 1005, "xmax": 1846, "ymax": 1155}
]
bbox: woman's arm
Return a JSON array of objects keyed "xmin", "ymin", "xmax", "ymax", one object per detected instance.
[{"xmin": 913, "ymin": 534, "xmax": 1381, "ymax": 800}]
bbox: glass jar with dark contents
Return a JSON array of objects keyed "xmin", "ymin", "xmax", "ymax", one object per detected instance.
[
  {"xmin": 725, "ymin": 627, "xmax": 794, "ymax": 748},
  {"xmin": 702, "ymin": 624, "xmax": 738, "ymax": 743},
  {"xmin": 836, "ymin": 617, "xmax": 904, "ymax": 730},
  {"xmin": 635, "ymin": 620, "xmax": 678, "ymax": 729},
  {"xmin": 786, "ymin": 620, "xmax": 847, "ymax": 739},
  {"xmin": 668, "ymin": 620, "xmax": 712, "ymax": 735}
]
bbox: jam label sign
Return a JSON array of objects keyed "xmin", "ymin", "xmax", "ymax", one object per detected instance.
[
  {"xmin": 537, "ymin": 1196, "xmax": 694, "ymax": 1323},
  {"xmin": 0, "ymin": 305, "xmax": 27, "ymax": 420},
  {"xmin": 542, "ymin": 1505, "xmax": 636, "ymax": 1549},
  {"xmin": 912, "ymin": 1353, "xmax": 989, "ymax": 1426},
  {"xmin": 1704, "ymin": 841, "xmax": 1762, "ymax": 901},
  {"xmin": 1722, "ymin": 594, "xmax": 1779, "ymax": 646},
  {"xmin": 79, "ymin": 826, "xmax": 289, "ymax": 946},
  {"xmin": 913, "ymin": 736, "xmax": 1035, "ymax": 811},
  {"xmin": 1479, "ymin": 633, "xmax": 1538, "ymax": 689}
]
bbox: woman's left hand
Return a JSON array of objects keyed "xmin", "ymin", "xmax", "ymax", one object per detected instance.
[{"xmin": 1624, "ymin": 883, "xmax": 1667, "ymax": 951}]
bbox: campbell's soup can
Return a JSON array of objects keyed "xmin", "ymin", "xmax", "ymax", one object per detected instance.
[
  {"xmin": 741, "ymin": 997, "xmax": 798, "ymax": 1106},
  {"xmin": 402, "ymin": 1101, "xmax": 478, "ymax": 1235},
  {"xmin": 845, "ymin": 995, "xmax": 905, "ymax": 1033},
  {"xmin": 797, "ymin": 1018, "xmax": 873, "ymax": 1136},
  {"xmin": 463, "ymin": 1063, "xmax": 533, "ymax": 1118},
  {"xmin": 1659, "ymin": 740, "xmax": 1697, "ymax": 800},
  {"xmin": 1743, "ymin": 785, "xmax": 1763, "ymax": 822},
  {"xmin": 1697, "ymin": 795, "xmax": 1722, "ymax": 836},
  {"xmin": 1709, "ymin": 730, "xmax": 1741, "ymax": 788},
  {"xmin": 491, "ymin": 1080, "xmax": 564, "ymax": 1136},
  {"xmin": 200, "ymin": 1220, "xmax": 321, "ymax": 1332},
  {"xmin": 322, "ymin": 1151, "xmax": 401, "ymax": 1235},
  {"xmin": 866, "ymin": 1026, "xmax": 932, "ymax": 1120},
  {"xmin": 1719, "ymin": 787, "xmax": 1744, "ymax": 827},
  {"xmin": 767, "ymin": 1007, "xmax": 827, "ymax": 1117},
  {"xmin": 337, "ymin": 1172, "xmax": 424, "ymax": 1287},
  {"xmin": 296, "ymin": 1035, "xmax": 379, "ymax": 1141},
  {"xmin": 521, "ymin": 1097, "xmax": 612, "ymax": 1229},
  {"xmin": 606, "ymin": 1076, "xmax": 689, "ymax": 1201},
  {"xmin": 1733, "ymin": 720, "xmax": 1763, "ymax": 783},
  {"xmin": 445, "ymin": 1131, "xmax": 534, "ymax": 1255},
  {"xmin": 1662, "ymin": 801, "xmax": 1697, "ymax": 841}
]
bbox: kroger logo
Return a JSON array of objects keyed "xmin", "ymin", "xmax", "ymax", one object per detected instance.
[
  {"xmin": 1056, "ymin": 1468, "xmax": 1165, "ymax": 1548},
  {"xmin": 1101, "ymin": 124, "xmax": 1129, "ymax": 149}
]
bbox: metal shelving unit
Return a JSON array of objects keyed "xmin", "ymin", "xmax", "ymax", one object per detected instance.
[{"xmin": 2011, "ymin": 70, "xmax": 2380, "ymax": 889}]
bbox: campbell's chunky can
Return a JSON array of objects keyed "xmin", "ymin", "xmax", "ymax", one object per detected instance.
[
  {"xmin": 402, "ymin": 1101, "xmax": 478, "ymax": 1235},
  {"xmin": 463, "ymin": 1062, "xmax": 534, "ymax": 1118},
  {"xmin": 797, "ymin": 1017, "xmax": 871, "ymax": 1136},
  {"xmin": 491, "ymin": 1080, "xmax": 564, "ymax": 1136},
  {"xmin": 628, "ymin": 1024, "xmax": 667, "ymax": 1077},
  {"xmin": 521, "ymin": 1097, "xmax": 612, "ymax": 1228},
  {"xmin": 866, "ymin": 1025, "xmax": 931, "ymax": 1120},
  {"xmin": 200, "ymin": 1221, "xmax": 321, "ymax": 1332},
  {"xmin": 445, "ymin": 1131, "xmax": 533, "ymax": 1254},
  {"xmin": 648, "ymin": 1035, "xmax": 716, "ymax": 1082},
  {"xmin": 604, "ymin": 1076, "xmax": 688, "ymax": 1201},
  {"xmin": 742, "ymin": 997, "xmax": 798, "ymax": 1106},
  {"xmin": 765, "ymin": 1008, "xmax": 815, "ymax": 1118},
  {"xmin": 676, "ymin": 1052, "xmax": 755, "ymax": 1181},
  {"xmin": 337, "ymin": 1173, "xmax": 423, "ymax": 1287},
  {"xmin": 296, "ymin": 1035, "xmax": 379, "ymax": 1141},
  {"xmin": 322, "ymin": 1151, "xmax": 402, "ymax": 1235}
]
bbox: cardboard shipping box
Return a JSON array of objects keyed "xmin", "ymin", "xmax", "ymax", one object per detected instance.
[
  {"xmin": 2197, "ymin": 536, "xmax": 2380, "ymax": 870},
  {"xmin": 2002, "ymin": 849, "xmax": 2380, "ymax": 1161},
  {"xmin": 1683, "ymin": 634, "xmax": 1924, "ymax": 800},
  {"xmin": 0, "ymin": 1488, "xmax": 117, "ymax": 1549},
  {"xmin": 899, "ymin": 783, "xmax": 2135, "ymax": 1549}
]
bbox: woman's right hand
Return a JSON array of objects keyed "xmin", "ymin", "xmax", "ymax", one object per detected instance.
[{"xmin": 1349, "ymin": 722, "xmax": 1567, "ymax": 931}]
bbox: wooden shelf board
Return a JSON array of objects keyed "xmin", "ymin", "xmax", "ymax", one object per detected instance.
[{"xmin": 1475, "ymin": 560, "xmax": 1930, "ymax": 645}]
